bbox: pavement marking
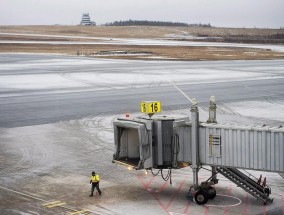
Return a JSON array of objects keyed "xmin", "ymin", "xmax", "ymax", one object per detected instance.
[
  {"xmin": 0, "ymin": 186, "xmax": 91, "ymax": 214},
  {"xmin": 205, "ymin": 194, "xmax": 242, "ymax": 208},
  {"xmin": 183, "ymin": 201, "xmax": 190, "ymax": 214},
  {"xmin": 262, "ymin": 205, "xmax": 266, "ymax": 215},
  {"xmin": 224, "ymin": 185, "xmax": 232, "ymax": 215},
  {"xmin": 158, "ymin": 180, "xmax": 169, "ymax": 193},
  {"xmin": 0, "ymin": 186, "xmax": 46, "ymax": 201},
  {"xmin": 166, "ymin": 177, "xmax": 188, "ymax": 210},
  {"xmin": 68, "ymin": 210, "xmax": 92, "ymax": 215},
  {"xmin": 166, "ymin": 78, "xmax": 207, "ymax": 114},
  {"xmin": 243, "ymin": 193, "xmax": 249, "ymax": 215},
  {"xmin": 137, "ymin": 175, "xmax": 190, "ymax": 215},
  {"xmin": 137, "ymin": 175, "xmax": 170, "ymax": 215},
  {"xmin": 42, "ymin": 200, "xmax": 61, "ymax": 206},
  {"xmin": 41, "ymin": 200, "xmax": 68, "ymax": 209},
  {"xmin": 167, "ymin": 79, "xmax": 194, "ymax": 104},
  {"xmin": 45, "ymin": 201, "xmax": 67, "ymax": 208},
  {"xmin": 204, "ymin": 206, "xmax": 209, "ymax": 215}
]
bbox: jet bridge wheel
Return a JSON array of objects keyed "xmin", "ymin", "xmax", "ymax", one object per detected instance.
[
  {"xmin": 207, "ymin": 187, "xmax": 216, "ymax": 199},
  {"xmin": 194, "ymin": 190, "xmax": 209, "ymax": 205}
]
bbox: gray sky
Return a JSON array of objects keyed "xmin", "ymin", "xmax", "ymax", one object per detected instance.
[{"xmin": 1, "ymin": 0, "xmax": 284, "ymax": 28}]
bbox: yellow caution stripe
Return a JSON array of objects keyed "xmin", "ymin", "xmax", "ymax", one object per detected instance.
[
  {"xmin": 47, "ymin": 202, "xmax": 66, "ymax": 208},
  {"xmin": 68, "ymin": 210, "xmax": 92, "ymax": 215},
  {"xmin": 42, "ymin": 200, "xmax": 61, "ymax": 206},
  {"xmin": 42, "ymin": 200, "xmax": 66, "ymax": 208}
]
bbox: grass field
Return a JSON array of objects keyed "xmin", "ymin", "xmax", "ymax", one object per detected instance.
[
  {"xmin": 0, "ymin": 25, "xmax": 284, "ymax": 60},
  {"xmin": 1, "ymin": 25, "xmax": 284, "ymax": 38}
]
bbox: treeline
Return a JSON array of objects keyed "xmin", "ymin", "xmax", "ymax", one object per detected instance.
[{"xmin": 104, "ymin": 20, "xmax": 211, "ymax": 27}]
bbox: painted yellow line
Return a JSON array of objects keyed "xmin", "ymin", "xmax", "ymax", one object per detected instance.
[
  {"xmin": 0, "ymin": 186, "xmax": 87, "ymax": 214},
  {"xmin": 42, "ymin": 200, "xmax": 61, "ymax": 206},
  {"xmin": 68, "ymin": 210, "xmax": 89, "ymax": 215},
  {"xmin": 47, "ymin": 202, "xmax": 67, "ymax": 208}
]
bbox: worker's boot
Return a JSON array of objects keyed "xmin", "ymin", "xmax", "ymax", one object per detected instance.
[{"xmin": 89, "ymin": 194, "xmax": 93, "ymax": 197}]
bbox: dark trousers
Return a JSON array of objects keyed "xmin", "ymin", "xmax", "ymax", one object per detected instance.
[{"xmin": 91, "ymin": 182, "xmax": 101, "ymax": 195}]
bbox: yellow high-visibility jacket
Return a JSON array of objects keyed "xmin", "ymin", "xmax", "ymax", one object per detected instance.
[{"xmin": 91, "ymin": 174, "xmax": 100, "ymax": 183}]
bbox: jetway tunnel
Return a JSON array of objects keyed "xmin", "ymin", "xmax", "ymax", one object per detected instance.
[
  {"xmin": 112, "ymin": 98, "xmax": 284, "ymax": 205},
  {"xmin": 115, "ymin": 127, "xmax": 140, "ymax": 166},
  {"xmin": 113, "ymin": 116, "xmax": 191, "ymax": 170},
  {"xmin": 113, "ymin": 119, "xmax": 153, "ymax": 170}
]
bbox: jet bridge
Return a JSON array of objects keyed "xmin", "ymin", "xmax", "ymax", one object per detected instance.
[{"xmin": 112, "ymin": 98, "xmax": 284, "ymax": 205}]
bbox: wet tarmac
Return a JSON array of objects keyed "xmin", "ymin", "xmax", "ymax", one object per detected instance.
[
  {"xmin": 0, "ymin": 54, "xmax": 284, "ymax": 214},
  {"xmin": 1, "ymin": 115, "xmax": 284, "ymax": 215}
]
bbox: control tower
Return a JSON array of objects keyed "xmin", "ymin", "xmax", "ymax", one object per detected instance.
[{"xmin": 80, "ymin": 13, "xmax": 95, "ymax": 26}]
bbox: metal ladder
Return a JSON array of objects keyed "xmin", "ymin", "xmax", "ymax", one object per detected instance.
[{"xmin": 217, "ymin": 167, "xmax": 273, "ymax": 205}]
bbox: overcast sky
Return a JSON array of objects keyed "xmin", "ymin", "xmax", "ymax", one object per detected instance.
[{"xmin": 1, "ymin": 0, "xmax": 284, "ymax": 28}]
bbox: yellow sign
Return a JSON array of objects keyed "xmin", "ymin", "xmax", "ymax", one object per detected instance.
[{"xmin": 140, "ymin": 101, "xmax": 161, "ymax": 114}]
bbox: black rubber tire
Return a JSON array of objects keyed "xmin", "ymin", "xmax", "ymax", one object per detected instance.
[
  {"xmin": 194, "ymin": 190, "xmax": 209, "ymax": 205},
  {"xmin": 207, "ymin": 187, "xmax": 217, "ymax": 199}
]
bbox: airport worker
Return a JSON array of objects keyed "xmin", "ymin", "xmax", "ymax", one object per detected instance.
[{"xmin": 89, "ymin": 171, "xmax": 102, "ymax": 197}]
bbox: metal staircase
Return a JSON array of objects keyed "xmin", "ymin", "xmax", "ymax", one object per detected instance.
[{"xmin": 217, "ymin": 167, "xmax": 273, "ymax": 205}]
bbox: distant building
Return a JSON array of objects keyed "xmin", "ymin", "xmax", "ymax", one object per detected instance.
[{"xmin": 80, "ymin": 13, "xmax": 96, "ymax": 26}]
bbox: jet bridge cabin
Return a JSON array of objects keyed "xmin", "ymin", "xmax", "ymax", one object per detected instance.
[{"xmin": 112, "ymin": 116, "xmax": 191, "ymax": 170}]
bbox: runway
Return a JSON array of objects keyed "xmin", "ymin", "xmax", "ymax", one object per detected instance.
[
  {"xmin": 1, "ymin": 54, "xmax": 284, "ymax": 127},
  {"xmin": 1, "ymin": 32, "xmax": 284, "ymax": 52}
]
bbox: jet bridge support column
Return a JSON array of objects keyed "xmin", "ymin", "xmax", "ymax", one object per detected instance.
[
  {"xmin": 211, "ymin": 166, "xmax": 218, "ymax": 184},
  {"xmin": 207, "ymin": 96, "xmax": 218, "ymax": 184},
  {"xmin": 189, "ymin": 97, "xmax": 219, "ymax": 205},
  {"xmin": 191, "ymin": 100, "xmax": 199, "ymax": 189}
]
